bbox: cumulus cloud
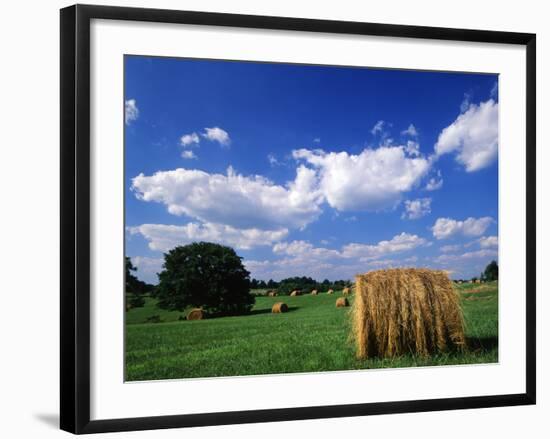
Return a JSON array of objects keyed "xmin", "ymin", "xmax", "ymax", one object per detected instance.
[
  {"xmin": 267, "ymin": 153, "xmax": 280, "ymax": 167},
  {"xmin": 292, "ymin": 146, "xmax": 430, "ymax": 211},
  {"xmin": 131, "ymin": 165, "xmax": 323, "ymax": 231},
  {"xmin": 129, "ymin": 223, "xmax": 288, "ymax": 252},
  {"xmin": 405, "ymin": 140, "xmax": 420, "ymax": 157},
  {"xmin": 434, "ymin": 249, "xmax": 498, "ymax": 264},
  {"xmin": 425, "ymin": 171, "xmax": 443, "ymax": 191},
  {"xmin": 245, "ymin": 232, "xmax": 428, "ymax": 280},
  {"xmin": 180, "ymin": 132, "xmax": 200, "ymax": 147},
  {"xmin": 460, "ymin": 93, "xmax": 472, "ymax": 113},
  {"xmin": 478, "ymin": 235, "xmax": 498, "ymax": 248},
  {"xmin": 435, "ymin": 99, "xmax": 498, "ymax": 172},
  {"xmin": 440, "ymin": 244, "xmax": 462, "ymax": 253},
  {"xmin": 402, "ymin": 198, "xmax": 431, "ymax": 220},
  {"xmin": 341, "ymin": 232, "xmax": 429, "ymax": 261},
  {"xmin": 431, "ymin": 216, "xmax": 494, "ymax": 240},
  {"xmin": 273, "ymin": 240, "xmax": 340, "ymax": 260},
  {"xmin": 181, "ymin": 150, "xmax": 197, "ymax": 159},
  {"xmin": 402, "ymin": 124, "xmax": 418, "ymax": 137},
  {"xmin": 371, "ymin": 120, "xmax": 386, "ymax": 135},
  {"xmin": 125, "ymin": 99, "xmax": 139, "ymax": 125},
  {"xmin": 202, "ymin": 127, "xmax": 231, "ymax": 147}
]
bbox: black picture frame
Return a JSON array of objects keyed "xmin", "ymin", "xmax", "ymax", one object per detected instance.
[{"xmin": 60, "ymin": 4, "xmax": 536, "ymax": 434}]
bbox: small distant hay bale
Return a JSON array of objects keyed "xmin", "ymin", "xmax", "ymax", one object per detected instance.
[
  {"xmin": 272, "ymin": 302, "xmax": 288, "ymax": 313},
  {"xmin": 343, "ymin": 287, "xmax": 351, "ymax": 296},
  {"xmin": 267, "ymin": 290, "xmax": 278, "ymax": 297},
  {"xmin": 311, "ymin": 289, "xmax": 318, "ymax": 295},
  {"xmin": 187, "ymin": 308, "xmax": 204, "ymax": 321},
  {"xmin": 336, "ymin": 297, "xmax": 349, "ymax": 308},
  {"xmin": 352, "ymin": 268, "xmax": 465, "ymax": 359},
  {"xmin": 327, "ymin": 289, "xmax": 334, "ymax": 294},
  {"xmin": 290, "ymin": 290, "xmax": 301, "ymax": 297}
]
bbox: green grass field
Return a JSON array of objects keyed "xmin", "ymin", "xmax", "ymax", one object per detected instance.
[{"xmin": 125, "ymin": 282, "xmax": 498, "ymax": 381}]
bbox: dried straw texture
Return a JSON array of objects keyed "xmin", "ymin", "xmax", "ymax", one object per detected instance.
[
  {"xmin": 343, "ymin": 287, "xmax": 351, "ymax": 296},
  {"xmin": 187, "ymin": 308, "xmax": 204, "ymax": 321},
  {"xmin": 267, "ymin": 291, "xmax": 278, "ymax": 297},
  {"xmin": 272, "ymin": 302, "xmax": 288, "ymax": 313},
  {"xmin": 336, "ymin": 297, "xmax": 349, "ymax": 308},
  {"xmin": 352, "ymin": 268, "xmax": 465, "ymax": 359},
  {"xmin": 311, "ymin": 289, "xmax": 318, "ymax": 295},
  {"xmin": 290, "ymin": 290, "xmax": 301, "ymax": 297},
  {"xmin": 327, "ymin": 289, "xmax": 334, "ymax": 295}
]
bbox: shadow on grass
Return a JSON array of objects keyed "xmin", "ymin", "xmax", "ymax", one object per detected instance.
[
  {"xmin": 247, "ymin": 306, "xmax": 299, "ymax": 316},
  {"xmin": 466, "ymin": 336, "xmax": 498, "ymax": 352}
]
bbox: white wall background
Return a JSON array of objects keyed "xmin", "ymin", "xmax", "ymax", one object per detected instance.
[{"xmin": 0, "ymin": 0, "xmax": 546, "ymax": 437}]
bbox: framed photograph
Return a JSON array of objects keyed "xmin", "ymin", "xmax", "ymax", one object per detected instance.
[{"xmin": 60, "ymin": 4, "xmax": 536, "ymax": 434}]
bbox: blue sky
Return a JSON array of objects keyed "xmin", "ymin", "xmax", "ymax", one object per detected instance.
[{"xmin": 125, "ymin": 56, "xmax": 499, "ymax": 284}]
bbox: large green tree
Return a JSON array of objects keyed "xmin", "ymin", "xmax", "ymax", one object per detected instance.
[
  {"xmin": 155, "ymin": 242, "xmax": 254, "ymax": 316},
  {"xmin": 483, "ymin": 260, "xmax": 499, "ymax": 282}
]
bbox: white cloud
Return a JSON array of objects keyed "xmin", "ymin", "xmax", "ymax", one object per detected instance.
[
  {"xmin": 341, "ymin": 232, "xmax": 429, "ymax": 261},
  {"xmin": 292, "ymin": 146, "xmax": 430, "ymax": 211},
  {"xmin": 267, "ymin": 153, "xmax": 280, "ymax": 167},
  {"xmin": 478, "ymin": 235, "xmax": 498, "ymax": 248},
  {"xmin": 371, "ymin": 120, "xmax": 385, "ymax": 135},
  {"xmin": 131, "ymin": 165, "xmax": 323, "ymax": 231},
  {"xmin": 202, "ymin": 127, "xmax": 231, "ymax": 147},
  {"xmin": 434, "ymin": 249, "xmax": 498, "ymax": 264},
  {"xmin": 405, "ymin": 140, "xmax": 420, "ymax": 157},
  {"xmin": 440, "ymin": 244, "xmax": 462, "ymax": 253},
  {"xmin": 273, "ymin": 240, "xmax": 340, "ymax": 260},
  {"xmin": 246, "ymin": 232, "xmax": 428, "ymax": 281},
  {"xmin": 180, "ymin": 132, "xmax": 200, "ymax": 147},
  {"xmin": 432, "ymin": 216, "xmax": 494, "ymax": 240},
  {"xmin": 402, "ymin": 198, "xmax": 431, "ymax": 220},
  {"xmin": 181, "ymin": 150, "xmax": 197, "ymax": 159},
  {"xmin": 125, "ymin": 99, "xmax": 139, "ymax": 125},
  {"xmin": 401, "ymin": 124, "xmax": 418, "ymax": 137},
  {"xmin": 435, "ymin": 99, "xmax": 498, "ymax": 172},
  {"xmin": 129, "ymin": 223, "xmax": 288, "ymax": 252},
  {"xmin": 460, "ymin": 93, "xmax": 471, "ymax": 113},
  {"xmin": 425, "ymin": 171, "xmax": 443, "ymax": 191},
  {"xmin": 365, "ymin": 255, "xmax": 419, "ymax": 269}
]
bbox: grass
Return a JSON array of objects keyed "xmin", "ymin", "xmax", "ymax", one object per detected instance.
[{"xmin": 125, "ymin": 282, "xmax": 498, "ymax": 381}]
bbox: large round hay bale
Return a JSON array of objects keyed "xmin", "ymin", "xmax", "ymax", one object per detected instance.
[
  {"xmin": 290, "ymin": 290, "xmax": 301, "ymax": 297},
  {"xmin": 267, "ymin": 291, "xmax": 277, "ymax": 297},
  {"xmin": 327, "ymin": 289, "xmax": 334, "ymax": 295},
  {"xmin": 352, "ymin": 268, "xmax": 465, "ymax": 359},
  {"xmin": 187, "ymin": 308, "xmax": 204, "ymax": 321},
  {"xmin": 311, "ymin": 289, "xmax": 318, "ymax": 295},
  {"xmin": 336, "ymin": 297, "xmax": 349, "ymax": 308},
  {"xmin": 272, "ymin": 302, "xmax": 288, "ymax": 313},
  {"xmin": 343, "ymin": 287, "xmax": 351, "ymax": 296}
]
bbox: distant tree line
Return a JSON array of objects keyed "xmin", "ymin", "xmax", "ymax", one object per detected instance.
[
  {"xmin": 250, "ymin": 276, "xmax": 352, "ymax": 295},
  {"xmin": 453, "ymin": 260, "xmax": 499, "ymax": 283}
]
